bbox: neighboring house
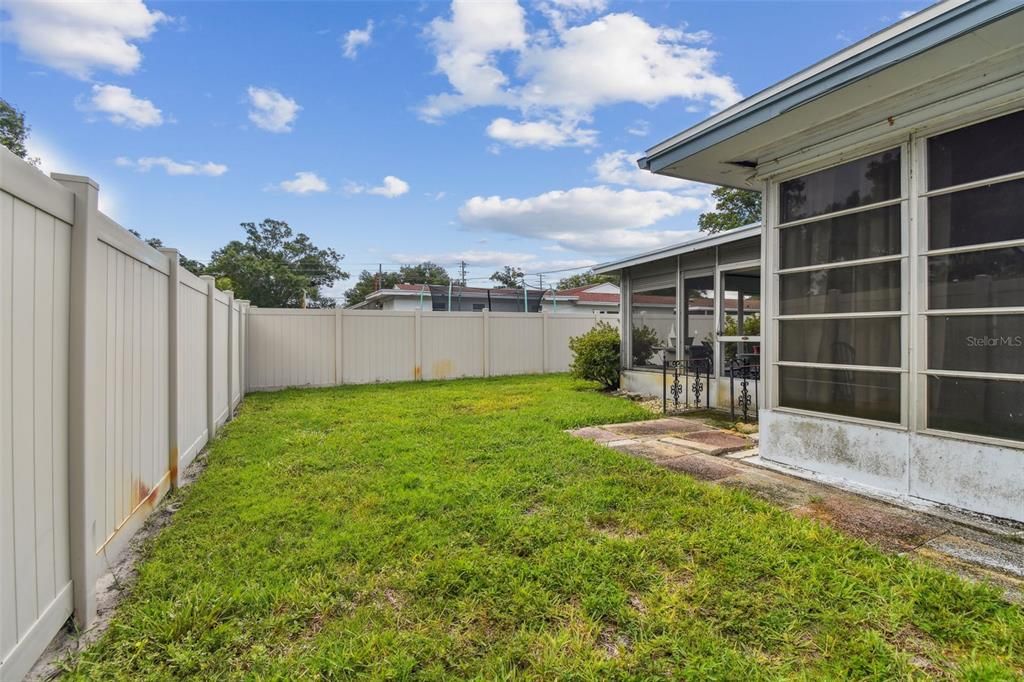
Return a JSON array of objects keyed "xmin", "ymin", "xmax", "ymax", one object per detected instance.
[
  {"xmin": 596, "ymin": 0, "xmax": 1024, "ymax": 523},
  {"xmin": 350, "ymin": 283, "xmax": 545, "ymax": 312}
]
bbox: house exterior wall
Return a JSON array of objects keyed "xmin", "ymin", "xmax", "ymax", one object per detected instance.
[{"xmin": 756, "ymin": 101, "xmax": 1024, "ymax": 523}]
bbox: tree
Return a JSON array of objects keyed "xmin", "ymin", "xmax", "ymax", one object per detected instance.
[
  {"xmin": 205, "ymin": 219, "xmax": 348, "ymax": 308},
  {"xmin": 556, "ymin": 271, "xmax": 618, "ymax": 290},
  {"xmin": 1, "ymin": 98, "xmax": 39, "ymax": 166},
  {"xmin": 696, "ymin": 187, "xmax": 761, "ymax": 234},
  {"xmin": 344, "ymin": 270, "xmax": 401, "ymax": 307},
  {"xmin": 490, "ymin": 265, "xmax": 525, "ymax": 288},
  {"xmin": 399, "ymin": 261, "xmax": 450, "ymax": 286},
  {"xmin": 127, "ymin": 230, "xmax": 206, "ymax": 277},
  {"xmin": 343, "ymin": 261, "xmax": 452, "ymax": 307}
]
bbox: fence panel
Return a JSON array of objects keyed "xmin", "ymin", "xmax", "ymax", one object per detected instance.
[
  {"xmin": 420, "ymin": 313, "xmax": 484, "ymax": 380},
  {"xmin": 246, "ymin": 309, "xmax": 335, "ymax": 390},
  {"xmin": 212, "ymin": 291, "xmax": 230, "ymax": 427},
  {"xmin": 92, "ymin": 214, "xmax": 171, "ymax": 564},
  {"xmin": 177, "ymin": 270, "xmax": 209, "ymax": 471},
  {"xmin": 546, "ymin": 314, "xmax": 615, "ymax": 372},
  {"xmin": 231, "ymin": 302, "xmax": 242, "ymax": 407},
  {"xmin": 0, "ymin": 182, "xmax": 74, "ymax": 679},
  {"xmin": 489, "ymin": 313, "xmax": 545, "ymax": 376},
  {"xmin": 341, "ymin": 311, "xmax": 416, "ymax": 384}
]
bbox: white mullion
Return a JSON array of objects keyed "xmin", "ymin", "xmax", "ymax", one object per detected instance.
[
  {"xmin": 775, "ymin": 360, "xmax": 905, "ymax": 373},
  {"xmin": 776, "ymin": 311, "xmax": 903, "ymax": 320},
  {"xmin": 922, "ymin": 368, "xmax": 1024, "ymax": 382},
  {"xmin": 924, "ymin": 237, "xmax": 1024, "ymax": 257},
  {"xmin": 924, "ymin": 307, "xmax": 1024, "ymax": 316},
  {"xmin": 776, "ymin": 253, "xmax": 903, "ymax": 275},
  {"xmin": 919, "ymin": 167, "xmax": 1024, "ymax": 199},
  {"xmin": 775, "ymin": 196, "xmax": 904, "ymax": 230}
]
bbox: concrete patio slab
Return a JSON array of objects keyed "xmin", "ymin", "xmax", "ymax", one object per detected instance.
[
  {"xmin": 614, "ymin": 440, "xmax": 702, "ymax": 464},
  {"xmin": 657, "ymin": 453, "xmax": 739, "ymax": 481},
  {"xmin": 792, "ymin": 495, "xmax": 950, "ymax": 553},
  {"xmin": 720, "ymin": 469, "xmax": 824, "ymax": 509}
]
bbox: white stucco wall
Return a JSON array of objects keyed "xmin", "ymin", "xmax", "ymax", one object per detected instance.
[{"xmin": 759, "ymin": 410, "xmax": 1024, "ymax": 523}]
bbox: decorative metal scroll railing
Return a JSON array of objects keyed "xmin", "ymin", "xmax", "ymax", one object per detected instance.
[
  {"xmin": 661, "ymin": 357, "xmax": 712, "ymax": 414},
  {"xmin": 726, "ymin": 358, "xmax": 760, "ymax": 423}
]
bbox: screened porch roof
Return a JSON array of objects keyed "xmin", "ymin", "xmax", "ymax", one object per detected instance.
[{"xmin": 637, "ymin": 0, "xmax": 1024, "ymax": 189}]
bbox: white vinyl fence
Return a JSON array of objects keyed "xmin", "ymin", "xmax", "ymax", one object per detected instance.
[
  {"xmin": 0, "ymin": 149, "xmax": 249, "ymax": 682},
  {"xmin": 1, "ymin": 146, "xmax": 620, "ymax": 680},
  {"xmin": 245, "ymin": 309, "xmax": 619, "ymax": 391}
]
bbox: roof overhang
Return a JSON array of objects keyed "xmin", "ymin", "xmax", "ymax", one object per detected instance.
[
  {"xmin": 593, "ymin": 223, "xmax": 761, "ymax": 275},
  {"xmin": 638, "ymin": 0, "xmax": 1024, "ymax": 188}
]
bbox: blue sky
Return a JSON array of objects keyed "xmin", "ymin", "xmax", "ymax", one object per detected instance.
[{"xmin": 1, "ymin": 0, "xmax": 927, "ymax": 297}]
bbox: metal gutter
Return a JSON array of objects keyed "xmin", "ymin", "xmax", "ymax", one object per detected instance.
[
  {"xmin": 638, "ymin": 0, "xmax": 1020, "ymax": 174},
  {"xmin": 593, "ymin": 223, "xmax": 761, "ymax": 274}
]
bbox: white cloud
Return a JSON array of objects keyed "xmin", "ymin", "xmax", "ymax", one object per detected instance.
[
  {"xmin": 1, "ymin": 0, "xmax": 168, "ymax": 79},
  {"xmin": 79, "ymin": 84, "xmax": 163, "ymax": 128},
  {"xmin": 485, "ymin": 117, "xmax": 596, "ymax": 148},
  {"xmin": 347, "ymin": 175, "xmax": 410, "ymax": 198},
  {"xmin": 117, "ymin": 156, "xmax": 228, "ymax": 176},
  {"xmin": 459, "ymin": 186, "xmax": 704, "ymax": 252},
  {"xmin": 246, "ymin": 86, "xmax": 301, "ymax": 133},
  {"xmin": 425, "ymin": 191, "xmax": 447, "ymax": 200},
  {"xmin": 898, "ymin": 10, "xmax": 917, "ymax": 19},
  {"xmin": 593, "ymin": 150, "xmax": 713, "ymax": 196},
  {"xmin": 627, "ymin": 119, "xmax": 649, "ymax": 137},
  {"xmin": 421, "ymin": 2, "xmax": 740, "ymax": 148},
  {"xmin": 342, "ymin": 20, "xmax": 373, "ymax": 58},
  {"xmin": 276, "ymin": 171, "xmax": 329, "ymax": 194}
]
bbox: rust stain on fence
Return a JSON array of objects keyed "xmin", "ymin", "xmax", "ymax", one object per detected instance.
[
  {"xmin": 414, "ymin": 365, "xmax": 422, "ymax": 381},
  {"xmin": 432, "ymin": 359, "xmax": 453, "ymax": 380},
  {"xmin": 133, "ymin": 480, "xmax": 160, "ymax": 509}
]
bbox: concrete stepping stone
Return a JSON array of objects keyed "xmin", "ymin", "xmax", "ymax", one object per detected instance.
[
  {"xmin": 615, "ymin": 440, "xmax": 700, "ymax": 463},
  {"xmin": 660, "ymin": 430, "xmax": 750, "ymax": 455},
  {"xmin": 568, "ymin": 426, "xmax": 624, "ymax": 443},
  {"xmin": 604, "ymin": 418, "xmax": 706, "ymax": 437}
]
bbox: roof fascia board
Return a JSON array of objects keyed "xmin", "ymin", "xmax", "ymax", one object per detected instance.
[
  {"xmin": 640, "ymin": 0, "xmax": 1017, "ymax": 174},
  {"xmin": 593, "ymin": 224, "xmax": 761, "ymax": 274}
]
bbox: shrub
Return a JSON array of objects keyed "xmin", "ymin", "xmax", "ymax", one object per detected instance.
[
  {"xmin": 631, "ymin": 324, "xmax": 661, "ymax": 366},
  {"xmin": 568, "ymin": 322, "xmax": 621, "ymax": 389}
]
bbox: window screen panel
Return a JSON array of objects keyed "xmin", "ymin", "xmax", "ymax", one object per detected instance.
[
  {"xmin": 927, "ymin": 247, "xmax": 1024, "ymax": 310},
  {"xmin": 779, "ymin": 204, "xmax": 901, "ymax": 269},
  {"xmin": 927, "ymin": 314, "xmax": 1024, "ymax": 375},
  {"xmin": 927, "ymin": 375, "xmax": 1023, "ymax": 441},
  {"xmin": 779, "ymin": 318, "xmax": 900, "ymax": 367},
  {"xmin": 779, "ymin": 366, "xmax": 901, "ymax": 423},
  {"xmin": 779, "ymin": 149, "xmax": 901, "ymax": 223},
  {"xmin": 927, "ymin": 109, "xmax": 1024, "ymax": 190},
  {"xmin": 779, "ymin": 262, "xmax": 901, "ymax": 315},
  {"xmin": 928, "ymin": 178, "xmax": 1024, "ymax": 250}
]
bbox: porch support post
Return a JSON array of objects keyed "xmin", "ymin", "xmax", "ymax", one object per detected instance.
[{"xmin": 620, "ymin": 269, "xmax": 632, "ymax": 371}]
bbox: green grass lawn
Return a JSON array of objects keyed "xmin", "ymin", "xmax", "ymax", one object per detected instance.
[{"xmin": 67, "ymin": 375, "xmax": 1022, "ymax": 680}]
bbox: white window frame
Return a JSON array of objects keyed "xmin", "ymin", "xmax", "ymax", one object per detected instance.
[
  {"xmin": 768, "ymin": 142, "xmax": 911, "ymax": 429},
  {"xmin": 912, "ymin": 108, "xmax": 1024, "ymax": 449}
]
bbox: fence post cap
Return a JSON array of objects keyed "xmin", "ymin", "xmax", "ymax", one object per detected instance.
[
  {"xmin": 51, "ymin": 172, "xmax": 99, "ymax": 190},
  {"xmin": 157, "ymin": 246, "xmax": 179, "ymax": 255},
  {"xmin": 200, "ymin": 274, "xmax": 216, "ymax": 282}
]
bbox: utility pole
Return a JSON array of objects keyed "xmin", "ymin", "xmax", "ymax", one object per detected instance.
[
  {"xmin": 459, "ymin": 260, "xmax": 467, "ymax": 287},
  {"xmin": 376, "ymin": 263, "xmax": 382, "ymax": 291}
]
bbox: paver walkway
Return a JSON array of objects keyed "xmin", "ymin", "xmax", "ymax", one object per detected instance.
[{"xmin": 570, "ymin": 417, "xmax": 1024, "ymax": 602}]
